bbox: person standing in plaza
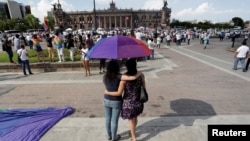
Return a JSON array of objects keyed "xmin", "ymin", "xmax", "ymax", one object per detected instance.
[
  {"xmin": 156, "ymin": 35, "xmax": 161, "ymax": 48},
  {"xmin": 176, "ymin": 32, "xmax": 181, "ymax": 45},
  {"xmin": 187, "ymin": 33, "xmax": 191, "ymax": 45},
  {"xmin": 135, "ymin": 30, "xmax": 142, "ymax": 40},
  {"xmin": 17, "ymin": 45, "xmax": 33, "ymax": 76},
  {"xmin": 245, "ymin": 55, "xmax": 250, "ymax": 72},
  {"xmin": 231, "ymin": 32, "xmax": 236, "ymax": 47},
  {"xmin": 105, "ymin": 58, "xmax": 146, "ymax": 141},
  {"xmin": 13, "ymin": 34, "xmax": 21, "ymax": 64},
  {"xmin": 99, "ymin": 58, "xmax": 106, "ymax": 74},
  {"xmin": 233, "ymin": 40, "xmax": 249, "ymax": 72},
  {"xmin": 26, "ymin": 33, "xmax": 33, "ymax": 49},
  {"xmin": 147, "ymin": 38, "xmax": 155, "ymax": 60},
  {"xmin": 32, "ymin": 34, "xmax": 45, "ymax": 62},
  {"xmin": 46, "ymin": 33, "xmax": 54, "ymax": 62},
  {"xmin": 53, "ymin": 32, "xmax": 65, "ymax": 62},
  {"xmin": 129, "ymin": 29, "xmax": 136, "ymax": 38},
  {"xmin": 103, "ymin": 60, "xmax": 142, "ymax": 141},
  {"xmin": 2, "ymin": 35, "xmax": 15, "ymax": 64},
  {"xmin": 66, "ymin": 33, "xmax": 75, "ymax": 62},
  {"xmin": 200, "ymin": 32, "xmax": 204, "ymax": 44},
  {"xmin": 203, "ymin": 33, "xmax": 209, "ymax": 49},
  {"xmin": 79, "ymin": 42, "xmax": 91, "ymax": 76},
  {"xmin": 85, "ymin": 34, "xmax": 94, "ymax": 50},
  {"xmin": 166, "ymin": 33, "xmax": 171, "ymax": 46}
]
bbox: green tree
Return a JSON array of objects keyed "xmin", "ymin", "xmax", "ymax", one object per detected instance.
[
  {"xmin": 232, "ymin": 17, "xmax": 244, "ymax": 28},
  {"xmin": 6, "ymin": 19, "xmax": 16, "ymax": 30},
  {"xmin": 25, "ymin": 14, "xmax": 40, "ymax": 29},
  {"xmin": 46, "ymin": 16, "xmax": 55, "ymax": 30},
  {"xmin": 0, "ymin": 20, "xmax": 7, "ymax": 31}
]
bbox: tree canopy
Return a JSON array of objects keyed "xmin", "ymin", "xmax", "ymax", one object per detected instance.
[
  {"xmin": 0, "ymin": 14, "xmax": 41, "ymax": 31},
  {"xmin": 232, "ymin": 17, "xmax": 244, "ymax": 28}
]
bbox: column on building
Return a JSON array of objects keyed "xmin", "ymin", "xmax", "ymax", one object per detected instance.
[
  {"xmin": 109, "ymin": 16, "xmax": 111, "ymax": 29},
  {"xmin": 130, "ymin": 15, "xmax": 132, "ymax": 29},
  {"xmin": 125, "ymin": 16, "xmax": 127, "ymax": 28},
  {"xmin": 98, "ymin": 16, "xmax": 101, "ymax": 28},
  {"xmin": 120, "ymin": 16, "xmax": 122, "ymax": 28},
  {"xmin": 115, "ymin": 16, "xmax": 117, "ymax": 28},
  {"xmin": 104, "ymin": 16, "xmax": 106, "ymax": 29}
]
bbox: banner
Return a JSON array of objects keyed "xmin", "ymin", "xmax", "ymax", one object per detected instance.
[{"xmin": 43, "ymin": 17, "xmax": 49, "ymax": 31}]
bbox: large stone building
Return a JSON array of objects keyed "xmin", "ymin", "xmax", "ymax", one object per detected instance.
[
  {"xmin": 0, "ymin": 0, "xmax": 31, "ymax": 19},
  {"xmin": 49, "ymin": 0, "xmax": 171, "ymax": 31}
]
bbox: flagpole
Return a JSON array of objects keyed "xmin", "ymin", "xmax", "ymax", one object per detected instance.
[{"xmin": 93, "ymin": 0, "xmax": 97, "ymax": 31}]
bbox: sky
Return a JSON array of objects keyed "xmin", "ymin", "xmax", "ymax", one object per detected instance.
[{"xmin": 2, "ymin": 0, "xmax": 250, "ymax": 23}]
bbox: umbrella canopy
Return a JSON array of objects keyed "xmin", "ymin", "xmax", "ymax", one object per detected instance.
[{"xmin": 87, "ymin": 35, "xmax": 151, "ymax": 59}]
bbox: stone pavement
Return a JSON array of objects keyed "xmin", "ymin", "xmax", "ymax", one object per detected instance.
[{"xmin": 1, "ymin": 38, "xmax": 250, "ymax": 141}]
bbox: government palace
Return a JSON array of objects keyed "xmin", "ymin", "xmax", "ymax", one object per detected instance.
[{"xmin": 48, "ymin": 0, "xmax": 171, "ymax": 31}]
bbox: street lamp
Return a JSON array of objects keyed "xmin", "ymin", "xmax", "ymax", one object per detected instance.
[
  {"xmin": 17, "ymin": 18, "xmax": 23, "ymax": 31},
  {"xmin": 93, "ymin": 0, "xmax": 97, "ymax": 31}
]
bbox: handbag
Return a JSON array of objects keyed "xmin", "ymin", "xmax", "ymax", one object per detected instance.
[{"xmin": 139, "ymin": 86, "xmax": 148, "ymax": 103}]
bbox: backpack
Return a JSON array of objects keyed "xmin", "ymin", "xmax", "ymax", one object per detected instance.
[{"xmin": 2, "ymin": 43, "xmax": 6, "ymax": 51}]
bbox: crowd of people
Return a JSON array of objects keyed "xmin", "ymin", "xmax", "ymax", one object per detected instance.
[
  {"xmin": 1, "ymin": 27, "xmax": 250, "ymax": 77},
  {"xmin": 1, "ymin": 27, "xmax": 250, "ymax": 141}
]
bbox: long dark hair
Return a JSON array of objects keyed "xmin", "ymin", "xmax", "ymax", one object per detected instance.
[
  {"xmin": 125, "ymin": 58, "xmax": 137, "ymax": 75},
  {"xmin": 105, "ymin": 60, "xmax": 120, "ymax": 81}
]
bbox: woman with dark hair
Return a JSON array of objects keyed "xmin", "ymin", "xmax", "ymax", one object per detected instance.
[
  {"xmin": 79, "ymin": 42, "xmax": 91, "ymax": 76},
  {"xmin": 46, "ymin": 33, "xmax": 54, "ymax": 62},
  {"xmin": 32, "ymin": 34, "xmax": 45, "ymax": 62},
  {"xmin": 66, "ymin": 33, "xmax": 75, "ymax": 61},
  {"xmin": 105, "ymin": 58, "xmax": 146, "ymax": 141},
  {"xmin": 103, "ymin": 60, "xmax": 141, "ymax": 141}
]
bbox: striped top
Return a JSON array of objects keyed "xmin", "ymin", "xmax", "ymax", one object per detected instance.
[
  {"xmin": 32, "ymin": 38, "xmax": 41, "ymax": 47},
  {"xmin": 53, "ymin": 36, "xmax": 63, "ymax": 49}
]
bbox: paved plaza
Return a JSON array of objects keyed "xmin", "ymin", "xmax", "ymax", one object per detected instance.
[{"xmin": 1, "ymin": 38, "xmax": 250, "ymax": 141}]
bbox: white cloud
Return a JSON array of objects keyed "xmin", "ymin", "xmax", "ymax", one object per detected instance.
[
  {"xmin": 29, "ymin": 0, "xmax": 74, "ymax": 23},
  {"xmin": 176, "ymin": 2, "xmax": 213, "ymax": 17},
  {"xmin": 142, "ymin": 0, "xmax": 163, "ymax": 10},
  {"xmin": 172, "ymin": 2, "xmax": 250, "ymax": 22},
  {"xmin": 96, "ymin": 0, "xmax": 111, "ymax": 4}
]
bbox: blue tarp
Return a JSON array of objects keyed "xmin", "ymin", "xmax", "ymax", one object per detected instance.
[{"xmin": 0, "ymin": 106, "xmax": 74, "ymax": 141}]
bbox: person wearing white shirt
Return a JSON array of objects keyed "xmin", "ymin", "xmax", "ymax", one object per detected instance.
[
  {"xmin": 187, "ymin": 34, "xmax": 191, "ymax": 45},
  {"xmin": 156, "ymin": 36, "xmax": 161, "ymax": 48},
  {"xmin": 176, "ymin": 32, "xmax": 181, "ymax": 45},
  {"xmin": 147, "ymin": 38, "xmax": 155, "ymax": 60},
  {"xmin": 26, "ymin": 33, "xmax": 33, "ymax": 49},
  {"xmin": 135, "ymin": 30, "xmax": 142, "ymax": 40},
  {"xmin": 166, "ymin": 34, "xmax": 171, "ymax": 46},
  {"xmin": 17, "ymin": 45, "xmax": 33, "ymax": 75},
  {"xmin": 80, "ymin": 43, "xmax": 91, "ymax": 76},
  {"xmin": 233, "ymin": 41, "xmax": 249, "ymax": 72},
  {"xmin": 14, "ymin": 34, "xmax": 21, "ymax": 64}
]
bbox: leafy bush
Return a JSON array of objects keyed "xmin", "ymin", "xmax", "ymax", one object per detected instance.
[{"xmin": 0, "ymin": 48, "xmax": 82, "ymax": 63}]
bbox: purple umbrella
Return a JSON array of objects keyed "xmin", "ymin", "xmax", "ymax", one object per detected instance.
[{"xmin": 87, "ymin": 35, "xmax": 151, "ymax": 59}]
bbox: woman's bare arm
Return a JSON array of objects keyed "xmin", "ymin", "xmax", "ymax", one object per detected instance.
[{"xmin": 121, "ymin": 71, "xmax": 142, "ymax": 81}]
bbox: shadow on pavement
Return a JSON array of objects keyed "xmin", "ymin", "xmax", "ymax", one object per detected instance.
[
  {"xmin": 0, "ymin": 74, "xmax": 26, "ymax": 81},
  {"xmin": 119, "ymin": 98, "xmax": 216, "ymax": 141}
]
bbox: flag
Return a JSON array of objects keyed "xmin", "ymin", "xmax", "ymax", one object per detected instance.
[
  {"xmin": 0, "ymin": 107, "xmax": 74, "ymax": 141},
  {"xmin": 43, "ymin": 17, "xmax": 49, "ymax": 31}
]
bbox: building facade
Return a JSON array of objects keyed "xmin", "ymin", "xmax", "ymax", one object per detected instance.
[
  {"xmin": 0, "ymin": 0, "xmax": 31, "ymax": 19},
  {"xmin": 49, "ymin": 0, "xmax": 171, "ymax": 31}
]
